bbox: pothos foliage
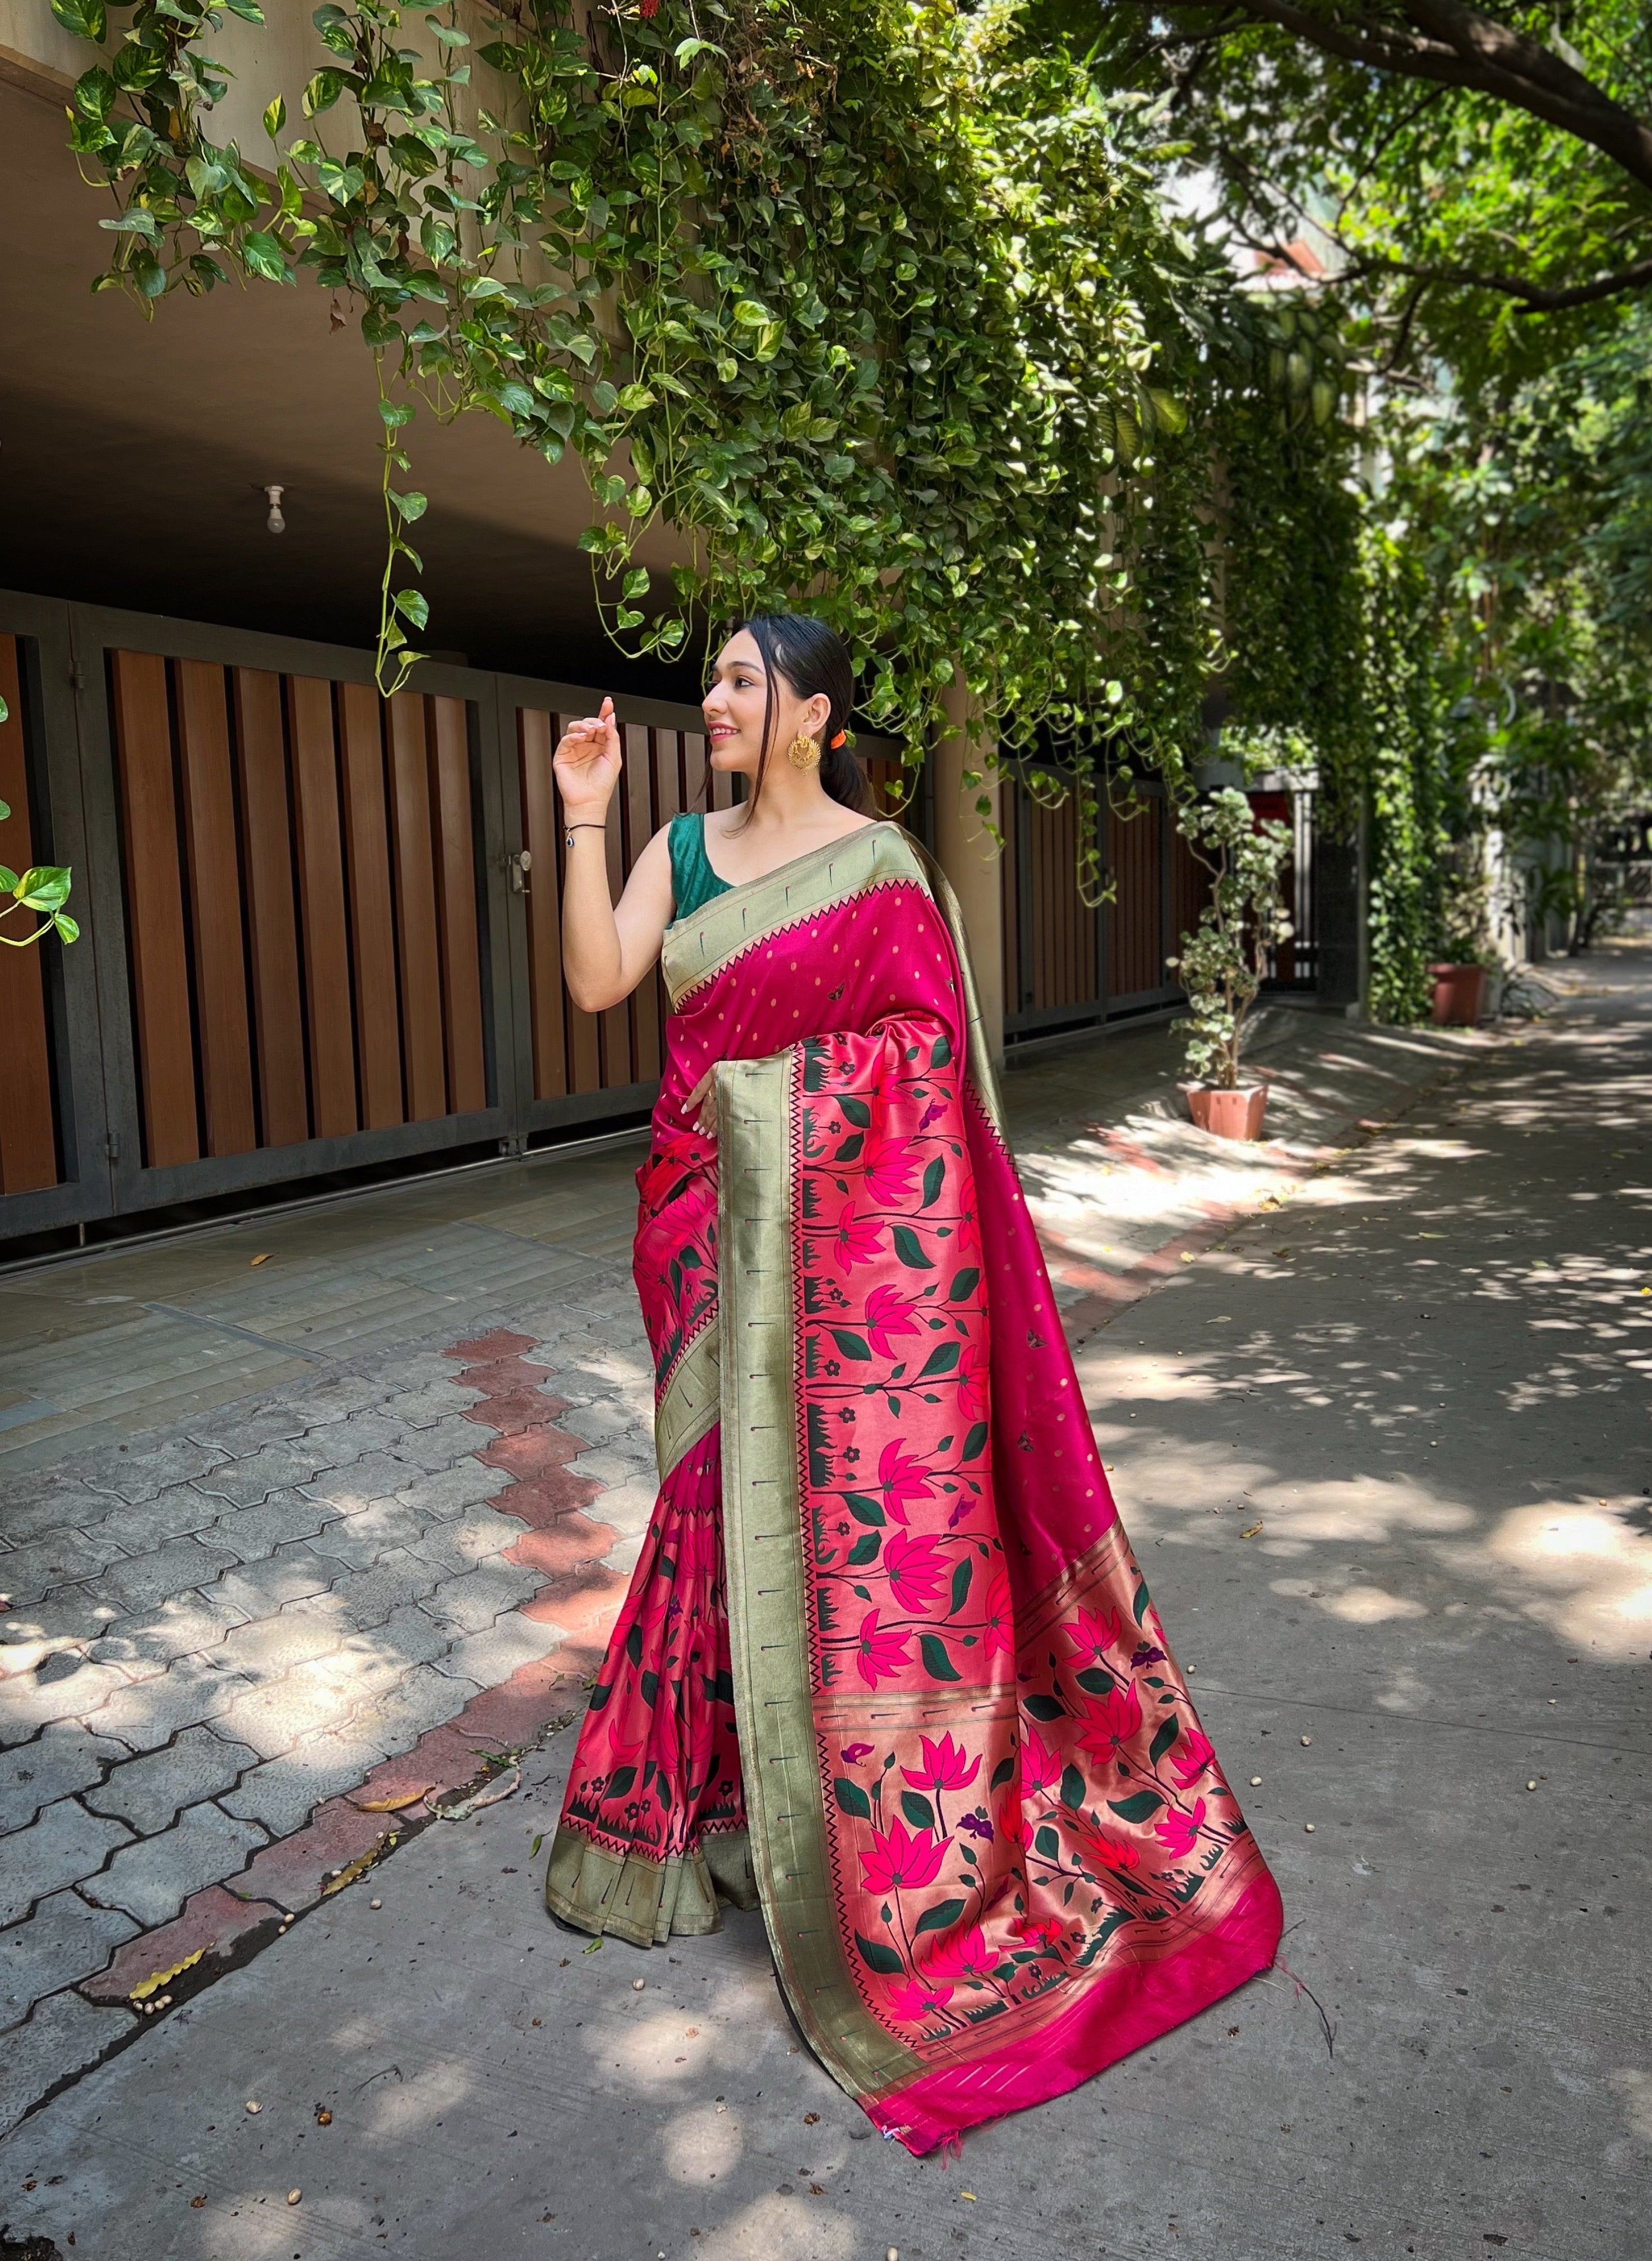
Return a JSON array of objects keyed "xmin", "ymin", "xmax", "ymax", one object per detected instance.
[
  {"xmin": 1168, "ymin": 785, "xmax": 1291, "ymax": 1087},
  {"xmin": 53, "ymin": 0, "xmax": 1358, "ymax": 895}
]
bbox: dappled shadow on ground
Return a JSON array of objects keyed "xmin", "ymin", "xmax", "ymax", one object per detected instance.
[{"xmin": 1081, "ymin": 959, "xmax": 1652, "ymax": 1669}]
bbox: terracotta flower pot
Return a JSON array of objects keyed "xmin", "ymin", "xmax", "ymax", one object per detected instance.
[
  {"xmin": 1183, "ymin": 1082, "xmax": 1269, "ymax": 1141},
  {"xmin": 1429, "ymin": 962, "xmax": 1486, "ymax": 1026}
]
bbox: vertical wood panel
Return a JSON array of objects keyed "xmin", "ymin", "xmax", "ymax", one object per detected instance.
[
  {"xmin": 338, "ymin": 682, "xmax": 405, "ymax": 1129},
  {"xmin": 233, "ymin": 668, "xmax": 308, "ymax": 1147},
  {"xmin": 174, "ymin": 659, "xmax": 256, "ymax": 1158},
  {"xmin": 516, "ymin": 707, "xmax": 567, "ymax": 1100},
  {"xmin": 386, "ymin": 692, "xmax": 447, "ymax": 1122},
  {"xmin": 110, "ymin": 650, "xmax": 199, "ymax": 1170},
  {"xmin": 428, "ymin": 696, "xmax": 487, "ymax": 1115},
  {"xmin": 0, "ymin": 636, "xmax": 58, "ymax": 1192},
  {"xmin": 681, "ymin": 730, "xmax": 708, "ymax": 812},
  {"xmin": 999, "ymin": 782, "xmax": 1019, "ymax": 1020},
  {"xmin": 553, "ymin": 712, "xmax": 603, "ymax": 1095},
  {"xmin": 625, "ymin": 722, "xmax": 661, "ymax": 1081},
  {"xmin": 287, "ymin": 676, "xmax": 358, "ymax": 1140},
  {"xmin": 598, "ymin": 789, "xmax": 631, "ymax": 1085}
]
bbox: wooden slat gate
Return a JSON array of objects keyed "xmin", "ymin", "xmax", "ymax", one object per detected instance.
[
  {"xmin": 0, "ymin": 593, "xmax": 770, "ymax": 1248},
  {"xmin": 1001, "ymin": 771, "xmax": 1213, "ymax": 1044}
]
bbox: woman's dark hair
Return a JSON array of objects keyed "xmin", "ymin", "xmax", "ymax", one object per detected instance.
[{"xmin": 736, "ymin": 612, "xmax": 867, "ymax": 816}]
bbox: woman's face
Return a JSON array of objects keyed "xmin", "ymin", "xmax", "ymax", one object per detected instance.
[{"xmin": 702, "ymin": 630, "xmax": 828, "ymax": 776}]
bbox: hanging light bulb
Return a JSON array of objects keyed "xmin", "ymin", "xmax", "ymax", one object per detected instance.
[{"xmin": 265, "ymin": 483, "xmax": 287, "ymax": 535}]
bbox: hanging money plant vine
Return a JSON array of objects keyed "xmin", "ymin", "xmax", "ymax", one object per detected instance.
[{"xmin": 52, "ymin": 0, "xmax": 1363, "ymax": 900}]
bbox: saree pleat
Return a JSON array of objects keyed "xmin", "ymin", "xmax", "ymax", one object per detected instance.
[{"xmin": 548, "ymin": 823, "xmax": 1281, "ymax": 2152}]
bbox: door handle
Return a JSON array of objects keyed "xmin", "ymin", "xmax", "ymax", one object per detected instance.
[{"xmin": 509, "ymin": 850, "xmax": 533, "ymax": 895}]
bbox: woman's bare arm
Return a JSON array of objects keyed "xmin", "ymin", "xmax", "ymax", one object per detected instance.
[{"xmin": 553, "ymin": 698, "xmax": 677, "ymax": 1011}]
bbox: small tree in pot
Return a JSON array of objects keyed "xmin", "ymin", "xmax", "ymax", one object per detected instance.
[{"xmin": 1168, "ymin": 787, "xmax": 1293, "ymax": 1140}]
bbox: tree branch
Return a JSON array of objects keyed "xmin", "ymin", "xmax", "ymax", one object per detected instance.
[
  {"xmin": 1139, "ymin": 0, "xmax": 1652, "ymax": 195},
  {"xmin": 1382, "ymin": 250, "xmax": 1652, "ymax": 308}
]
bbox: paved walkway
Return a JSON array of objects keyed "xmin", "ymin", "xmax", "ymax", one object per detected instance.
[{"xmin": 1, "ymin": 957, "xmax": 1645, "ymax": 2258}]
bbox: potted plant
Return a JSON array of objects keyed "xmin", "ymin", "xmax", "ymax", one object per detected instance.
[{"xmin": 1168, "ymin": 787, "xmax": 1293, "ymax": 1141}]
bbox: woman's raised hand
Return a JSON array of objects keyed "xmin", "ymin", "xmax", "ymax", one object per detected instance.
[{"xmin": 552, "ymin": 696, "xmax": 622, "ymax": 819}]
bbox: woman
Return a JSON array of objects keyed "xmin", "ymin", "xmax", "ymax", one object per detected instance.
[{"xmin": 544, "ymin": 614, "xmax": 1281, "ymax": 2154}]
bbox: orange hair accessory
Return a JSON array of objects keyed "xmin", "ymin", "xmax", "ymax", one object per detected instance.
[{"xmin": 829, "ymin": 730, "xmax": 847, "ymax": 749}]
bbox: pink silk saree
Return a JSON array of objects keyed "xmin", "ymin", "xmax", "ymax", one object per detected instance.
[{"xmin": 546, "ymin": 822, "xmax": 1282, "ymax": 2153}]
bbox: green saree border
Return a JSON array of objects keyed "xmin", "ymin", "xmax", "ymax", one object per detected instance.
[
  {"xmin": 717, "ymin": 1046, "xmax": 920, "ymax": 2101},
  {"xmin": 654, "ymin": 1319, "xmax": 721, "ymax": 1480}
]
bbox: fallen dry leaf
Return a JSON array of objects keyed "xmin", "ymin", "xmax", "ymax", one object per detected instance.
[
  {"xmin": 190, "ymin": 2195, "xmax": 205, "ymax": 2208},
  {"xmin": 315, "ymin": 2108, "xmax": 332, "ymax": 2126},
  {"xmin": 803, "ymin": 2112, "xmax": 819, "ymax": 2125},
  {"xmin": 961, "ymin": 2191, "xmax": 978, "ymax": 2202},
  {"xmin": 250, "ymin": 1253, "xmax": 270, "ymax": 1266},
  {"xmin": 1240, "ymin": 1522, "xmax": 1263, "ymax": 1539},
  {"xmin": 353, "ymin": 1786, "xmax": 431, "ymax": 1813},
  {"xmin": 131, "ymin": 1945, "xmax": 205, "ymax": 2002},
  {"xmin": 322, "ymin": 1835, "xmax": 397, "ymax": 1895}
]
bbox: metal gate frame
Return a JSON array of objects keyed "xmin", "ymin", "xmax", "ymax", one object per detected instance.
[{"xmin": 0, "ymin": 589, "xmax": 722, "ymax": 1246}]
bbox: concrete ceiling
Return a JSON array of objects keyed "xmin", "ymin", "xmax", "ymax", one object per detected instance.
[{"xmin": 0, "ymin": 77, "xmax": 699, "ymax": 698}]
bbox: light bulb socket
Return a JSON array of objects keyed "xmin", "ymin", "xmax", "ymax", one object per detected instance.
[{"xmin": 264, "ymin": 483, "xmax": 287, "ymax": 536}]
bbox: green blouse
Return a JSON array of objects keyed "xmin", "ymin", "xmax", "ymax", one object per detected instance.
[{"xmin": 667, "ymin": 811, "xmax": 732, "ymax": 922}]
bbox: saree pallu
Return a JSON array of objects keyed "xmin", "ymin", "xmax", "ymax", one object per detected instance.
[{"xmin": 547, "ymin": 823, "xmax": 1282, "ymax": 2153}]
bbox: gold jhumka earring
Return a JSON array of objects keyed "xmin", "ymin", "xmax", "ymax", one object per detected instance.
[{"xmin": 787, "ymin": 732, "xmax": 822, "ymax": 770}]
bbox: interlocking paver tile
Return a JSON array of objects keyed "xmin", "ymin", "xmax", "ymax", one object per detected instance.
[
  {"xmin": 91, "ymin": 1660, "xmax": 255, "ymax": 1754},
  {"xmin": 299, "ymin": 1409, "xmax": 407, "ymax": 1464},
  {"xmin": 0, "ymin": 1986, "xmax": 133, "ymax": 2140},
  {"xmin": 211, "ymin": 1542, "xmax": 349, "ymax": 1623},
  {"xmin": 85, "ymin": 1801, "xmax": 268, "ymax": 1928},
  {"xmin": 0, "ymin": 1588, "xmax": 123, "ymax": 1653},
  {"xmin": 68, "ymin": 1436, "xmax": 230, "ymax": 1504},
  {"xmin": 433, "ymin": 1614, "xmax": 564, "ymax": 1689},
  {"xmin": 194, "ymin": 1442, "xmax": 327, "ymax": 1510},
  {"xmin": 202, "ymin": 1487, "xmax": 338, "ymax": 1564},
  {"xmin": 207, "ymin": 1671, "xmax": 350, "ymax": 1762},
  {"xmin": 364, "ymin": 1662, "xmax": 478, "ymax": 1749},
  {"xmin": 221, "ymin": 1724, "xmax": 393, "ymax": 1837},
  {"xmin": 569, "ymin": 1479, "xmax": 654, "ymax": 1544},
  {"xmin": 419, "ymin": 1562, "xmax": 544, "ymax": 1637},
  {"xmin": 565, "ymin": 1445, "xmax": 652, "ymax": 1485},
  {"xmin": 0, "ymin": 1530, "xmax": 122, "ymax": 1609},
  {"xmin": 0, "ymin": 1727, "xmax": 126, "ymax": 1834},
  {"xmin": 96, "ymin": 1537, "xmax": 242, "ymax": 1617},
  {"xmin": 0, "ymin": 1475, "xmax": 126, "ymax": 1548},
  {"xmin": 394, "ymin": 1414, "xmax": 499, "ymax": 1470},
  {"xmin": 217, "ymin": 1607, "xmax": 344, "ymax": 1682},
  {"xmin": 410, "ymin": 1510, "xmax": 533, "ymax": 1578},
  {"xmin": 76, "ymin": 1487, "xmax": 221, "ymax": 1558},
  {"xmin": 0, "ymin": 1890, "xmax": 139, "ymax": 2023},
  {"xmin": 259, "ymin": 1377, "xmax": 385, "ymax": 1427},
  {"xmin": 86, "ymin": 1591, "xmax": 247, "ymax": 1672},
  {"xmin": 315, "ymin": 1603, "xmax": 450, "ymax": 1680},
  {"xmin": 326, "ymin": 1552, "xmax": 441, "ymax": 1635},
  {"xmin": 85, "ymin": 1724, "xmax": 259, "ymax": 1835},
  {"xmin": 391, "ymin": 1459, "xmax": 505, "ymax": 1521},
  {"xmin": 0, "ymin": 1660, "xmax": 129, "ymax": 1746},
  {"xmin": 186, "ymin": 1407, "xmax": 311, "ymax": 1456},
  {"xmin": 305, "ymin": 1497, "xmax": 436, "ymax": 1570},
  {"xmin": 0, "ymin": 1801, "xmax": 133, "ymax": 1928},
  {"xmin": 302, "ymin": 1453, "xmax": 422, "ymax": 1513}
]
